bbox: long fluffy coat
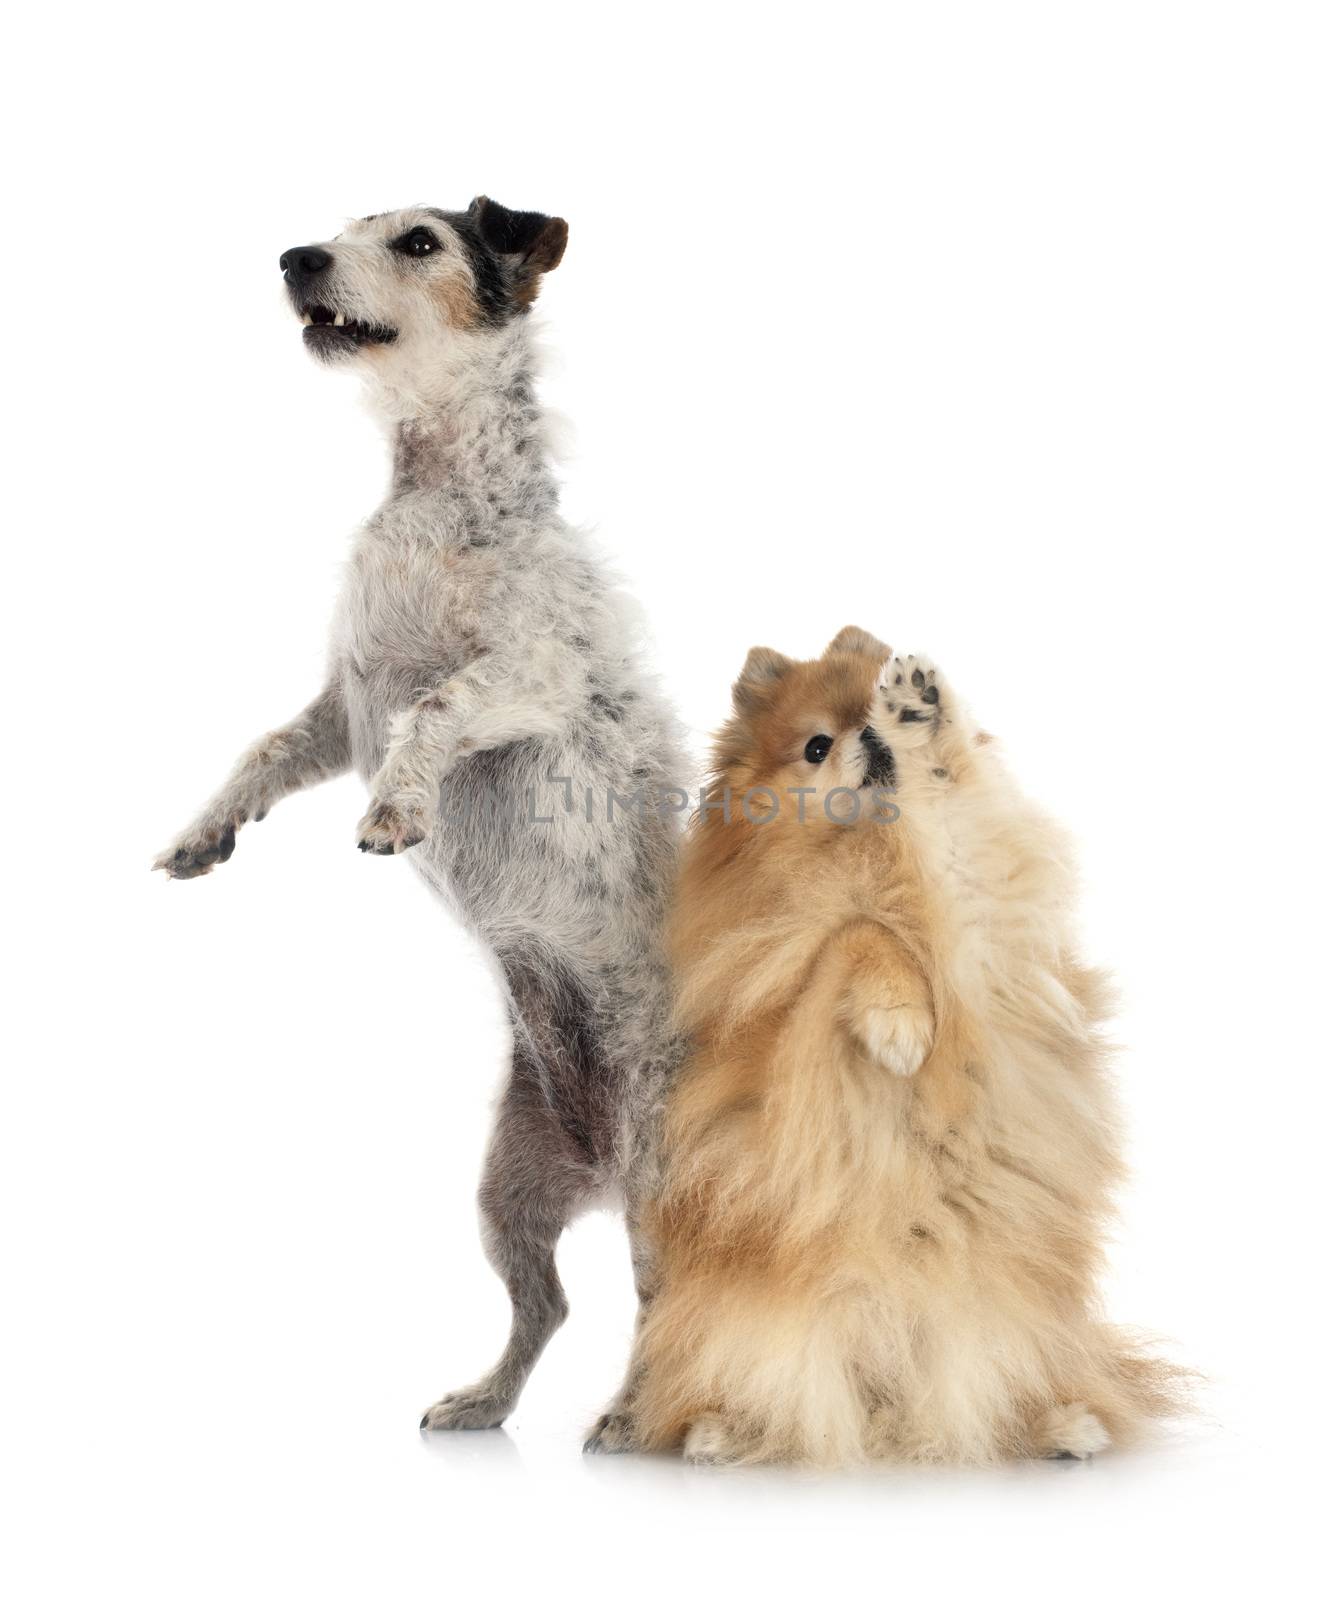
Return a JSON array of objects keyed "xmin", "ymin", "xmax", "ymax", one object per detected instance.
[{"xmin": 626, "ymin": 629, "xmax": 1178, "ymax": 1466}]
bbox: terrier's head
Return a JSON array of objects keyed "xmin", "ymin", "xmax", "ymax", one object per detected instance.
[{"xmin": 278, "ymin": 196, "xmax": 567, "ymax": 393}]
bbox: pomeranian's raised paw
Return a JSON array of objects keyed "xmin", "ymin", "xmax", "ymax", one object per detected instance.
[
  {"xmin": 1040, "ymin": 1403, "xmax": 1111, "ymax": 1460},
  {"xmin": 419, "ymin": 1384, "xmax": 512, "ymax": 1432},
  {"xmin": 682, "ymin": 1414, "xmax": 742, "ymax": 1466},
  {"xmin": 881, "ymin": 654, "xmax": 943, "ymax": 727},
  {"xmin": 152, "ymin": 822, "xmax": 238, "ymax": 879},
  {"xmin": 857, "ymin": 1002, "xmax": 934, "ymax": 1076},
  {"xmin": 356, "ymin": 796, "xmax": 428, "ymax": 856},
  {"xmin": 583, "ymin": 1409, "xmax": 638, "ymax": 1455}
]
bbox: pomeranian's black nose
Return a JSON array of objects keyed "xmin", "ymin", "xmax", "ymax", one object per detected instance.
[
  {"xmin": 279, "ymin": 246, "xmax": 332, "ymax": 284},
  {"xmin": 860, "ymin": 725, "xmax": 898, "ymax": 788}
]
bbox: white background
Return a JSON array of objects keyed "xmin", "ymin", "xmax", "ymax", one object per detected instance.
[{"xmin": 5, "ymin": 2, "xmax": 1328, "ymax": 1595}]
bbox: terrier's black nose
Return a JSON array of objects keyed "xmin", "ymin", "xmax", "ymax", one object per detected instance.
[{"xmin": 279, "ymin": 246, "xmax": 332, "ymax": 284}]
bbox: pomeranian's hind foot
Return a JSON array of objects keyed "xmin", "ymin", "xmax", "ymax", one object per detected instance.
[
  {"xmin": 682, "ymin": 1413, "xmax": 744, "ymax": 1465},
  {"xmin": 1038, "ymin": 1402, "xmax": 1112, "ymax": 1460},
  {"xmin": 420, "ymin": 1383, "xmax": 513, "ymax": 1432}
]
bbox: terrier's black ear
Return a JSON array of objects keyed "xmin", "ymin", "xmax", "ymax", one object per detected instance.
[
  {"xmin": 733, "ymin": 646, "xmax": 794, "ymax": 712},
  {"xmin": 470, "ymin": 196, "xmax": 568, "ymax": 275}
]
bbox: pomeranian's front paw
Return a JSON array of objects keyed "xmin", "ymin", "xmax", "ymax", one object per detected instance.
[
  {"xmin": 356, "ymin": 795, "xmax": 429, "ymax": 856},
  {"xmin": 856, "ymin": 1002, "xmax": 934, "ymax": 1076},
  {"xmin": 881, "ymin": 654, "xmax": 943, "ymax": 727},
  {"xmin": 152, "ymin": 819, "xmax": 239, "ymax": 879}
]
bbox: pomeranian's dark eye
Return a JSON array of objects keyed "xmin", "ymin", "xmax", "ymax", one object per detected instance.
[
  {"xmin": 392, "ymin": 226, "xmax": 439, "ymax": 258},
  {"xmin": 804, "ymin": 734, "xmax": 834, "ymax": 764}
]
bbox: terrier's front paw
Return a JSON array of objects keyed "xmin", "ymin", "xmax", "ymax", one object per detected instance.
[
  {"xmin": 856, "ymin": 1002, "xmax": 934, "ymax": 1076},
  {"xmin": 881, "ymin": 654, "xmax": 944, "ymax": 727},
  {"xmin": 152, "ymin": 819, "xmax": 240, "ymax": 879},
  {"xmin": 356, "ymin": 796, "xmax": 429, "ymax": 856}
]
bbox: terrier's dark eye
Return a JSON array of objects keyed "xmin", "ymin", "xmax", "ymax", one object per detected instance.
[
  {"xmin": 392, "ymin": 226, "xmax": 440, "ymax": 258},
  {"xmin": 804, "ymin": 735, "xmax": 834, "ymax": 764}
]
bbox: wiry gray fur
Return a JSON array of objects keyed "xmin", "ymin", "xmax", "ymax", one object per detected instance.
[{"xmin": 154, "ymin": 198, "xmax": 684, "ymax": 1432}]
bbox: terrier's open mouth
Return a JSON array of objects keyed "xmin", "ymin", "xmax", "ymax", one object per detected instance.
[{"xmin": 298, "ymin": 304, "xmax": 398, "ymax": 350}]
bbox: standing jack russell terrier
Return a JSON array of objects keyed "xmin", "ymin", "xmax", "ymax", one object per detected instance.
[{"xmin": 155, "ymin": 197, "xmax": 683, "ymax": 1435}]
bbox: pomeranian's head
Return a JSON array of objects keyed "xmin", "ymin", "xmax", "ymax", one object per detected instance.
[{"xmin": 710, "ymin": 626, "xmax": 899, "ymax": 826}]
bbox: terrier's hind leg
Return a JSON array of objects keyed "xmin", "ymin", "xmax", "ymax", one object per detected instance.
[{"xmin": 420, "ymin": 1051, "xmax": 596, "ymax": 1431}]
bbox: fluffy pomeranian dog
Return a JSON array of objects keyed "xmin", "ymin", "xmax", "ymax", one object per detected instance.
[{"xmin": 615, "ymin": 627, "xmax": 1179, "ymax": 1466}]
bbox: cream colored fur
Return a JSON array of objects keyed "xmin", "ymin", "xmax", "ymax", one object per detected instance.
[{"xmin": 620, "ymin": 634, "xmax": 1180, "ymax": 1466}]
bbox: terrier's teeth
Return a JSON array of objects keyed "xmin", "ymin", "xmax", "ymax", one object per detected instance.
[
  {"xmin": 301, "ymin": 312, "xmax": 312, "ymax": 326},
  {"xmin": 333, "ymin": 312, "xmax": 346, "ymax": 327}
]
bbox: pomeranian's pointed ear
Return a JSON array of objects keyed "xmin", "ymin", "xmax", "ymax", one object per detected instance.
[
  {"xmin": 733, "ymin": 646, "xmax": 794, "ymax": 712},
  {"xmin": 470, "ymin": 195, "xmax": 568, "ymax": 282},
  {"xmin": 824, "ymin": 625, "xmax": 890, "ymax": 662}
]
